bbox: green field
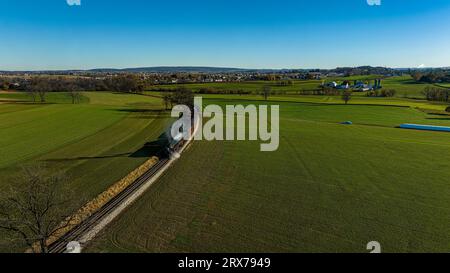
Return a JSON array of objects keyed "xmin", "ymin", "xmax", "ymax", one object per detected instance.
[
  {"xmin": 197, "ymin": 94, "xmax": 449, "ymax": 111},
  {"xmin": 0, "ymin": 91, "xmax": 90, "ymax": 104},
  {"xmin": 146, "ymin": 75, "xmax": 443, "ymax": 98},
  {"xmin": 86, "ymin": 95, "xmax": 450, "ymax": 253},
  {"xmin": 3, "ymin": 88, "xmax": 450, "ymax": 253},
  {"xmin": 0, "ymin": 91, "xmax": 170, "ymax": 252}
]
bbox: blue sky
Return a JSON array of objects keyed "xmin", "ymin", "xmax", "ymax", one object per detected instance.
[{"xmin": 1, "ymin": 0, "xmax": 450, "ymax": 70}]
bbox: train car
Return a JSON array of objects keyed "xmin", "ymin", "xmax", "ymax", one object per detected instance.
[{"xmin": 169, "ymin": 132, "xmax": 184, "ymax": 150}]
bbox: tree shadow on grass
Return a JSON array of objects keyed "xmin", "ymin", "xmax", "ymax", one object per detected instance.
[
  {"xmin": 0, "ymin": 100, "xmax": 55, "ymax": 105},
  {"xmin": 425, "ymin": 112, "xmax": 450, "ymax": 120},
  {"xmin": 207, "ymin": 97, "xmax": 409, "ymax": 108},
  {"xmin": 426, "ymin": 112, "xmax": 450, "ymax": 117},
  {"xmin": 129, "ymin": 133, "xmax": 169, "ymax": 158},
  {"xmin": 45, "ymin": 133, "xmax": 170, "ymax": 163},
  {"xmin": 111, "ymin": 108, "xmax": 171, "ymax": 119},
  {"xmin": 426, "ymin": 117, "xmax": 450, "ymax": 121}
]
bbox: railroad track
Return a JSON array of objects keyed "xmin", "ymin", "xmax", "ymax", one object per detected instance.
[
  {"xmin": 48, "ymin": 116, "xmax": 198, "ymax": 253},
  {"xmin": 48, "ymin": 157, "xmax": 170, "ymax": 253}
]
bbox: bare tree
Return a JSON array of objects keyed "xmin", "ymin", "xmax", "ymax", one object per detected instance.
[
  {"xmin": 67, "ymin": 84, "xmax": 82, "ymax": 104},
  {"xmin": 26, "ymin": 89, "xmax": 38, "ymax": 102},
  {"xmin": 162, "ymin": 93, "xmax": 172, "ymax": 110},
  {"xmin": 170, "ymin": 88, "xmax": 194, "ymax": 109},
  {"xmin": 27, "ymin": 77, "xmax": 49, "ymax": 103},
  {"xmin": 261, "ymin": 85, "xmax": 271, "ymax": 101},
  {"xmin": 0, "ymin": 165, "xmax": 76, "ymax": 253},
  {"xmin": 341, "ymin": 90, "xmax": 352, "ymax": 105},
  {"xmin": 107, "ymin": 74, "xmax": 145, "ymax": 94},
  {"xmin": 37, "ymin": 88, "xmax": 48, "ymax": 103}
]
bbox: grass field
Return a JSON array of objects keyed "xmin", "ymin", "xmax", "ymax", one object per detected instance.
[
  {"xmin": 86, "ymin": 96, "xmax": 450, "ymax": 253},
  {"xmin": 197, "ymin": 94, "xmax": 450, "ymax": 111},
  {"xmin": 3, "ymin": 88, "xmax": 450, "ymax": 253},
  {"xmin": 0, "ymin": 91, "xmax": 90, "ymax": 104},
  {"xmin": 0, "ymin": 91, "xmax": 170, "ymax": 252}
]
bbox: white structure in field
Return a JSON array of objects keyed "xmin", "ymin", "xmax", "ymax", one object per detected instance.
[{"xmin": 66, "ymin": 0, "xmax": 81, "ymax": 6}]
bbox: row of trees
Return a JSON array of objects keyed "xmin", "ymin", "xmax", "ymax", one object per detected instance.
[
  {"xmin": 0, "ymin": 78, "xmax": 13, "ymax": 90},
  {"xmin": 106, "ymin": 74, "xmax": 144, "ymax": 94},
  {"xmin": 23, "ymin": 74, "xmax": 145, "ymax": 103},
  {"xmin": 422, "ymin": 86, "xmax": 450, "ymax": 102},
  {"xmin": 366, "ymin": 89, "xmax": 397, "ymax": 98},
  {"xmin": 196, "ymin": 87, "xmax": 251, "ymax": 95},
  {"xmin": 25, "ymin": 77, "xmax": 83, "ymax": 104},
  {"xmin": 275, "ymin": 80, "xmax": 294, "ymax": 86},
  {"xmin": 162, "ymin": 88, "xmax": 195, "ymax": 110},
  {"xmin": 161, "ymin": 85, "xmax": 275, "ymax": 110},
  {"xmin": 411, "ymin": 71, "xmax": 450, "ymax": 83},
  {"xmin": 299, "ymin": 86, "xmax": 342, "ymax": 96}
]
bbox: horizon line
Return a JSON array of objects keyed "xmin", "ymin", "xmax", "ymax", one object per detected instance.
[{"xmin": 1, "ymin": 65, "xmax": 449, "ymax": 73}]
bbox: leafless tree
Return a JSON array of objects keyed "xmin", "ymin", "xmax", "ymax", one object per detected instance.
[
  {"xmin": 26, "ymin": 89, "xmax": 38, "ymax": 102},
  {"xmin": 170, "ymin": 88, "xmax": 194, "ymax": 109},
  {"xmin": 261, "ymin": 85, "xmax": 271, "ymax": 101},
  {"xmin": 107, "ymin": 74, "xmax": 145, "ymax": 94},
  {"xmin": 0, "ymin": 165, "xmax": 76, "ymax": 253},
  {"xmin": 341, "ymin": 90, "xmax": 352, "ymax": 104},
  {"xmin": 162, "ymin": 92, "xmax": 172, "ymax": 110},
  {"xmin": 27, "ymin": 77, "xmax": 49, "ymax": 103},
  {"xmin": 67, "ymin": 84, "xmax": 82, "ymax": 104},
  {"xmin": 37, "ymin": 89, "xmax": 47, "ymax": 103}
]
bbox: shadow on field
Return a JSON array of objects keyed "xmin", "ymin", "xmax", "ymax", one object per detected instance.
[
  {"xmin": 0, "ymin": 100, "xmax": 53, "ymax": 105},
  {"xmin": 112, "ymin": 108, "xmax": 171, "ymax": 119},
  {"xmin": 45, "ymin": 152, "xmax": 132, "ymax": 162},
  {"xmin": 207, "ymin": 98, "xmax": 409, "ymax": 108},
  {"xmin": 426, "ymin": 112, "xmax": 450, "ymax": 116},
  {"xmin": 425, "ymin": 112, "xmax": 450, "ymax": 120},
  {"xmin": 130, "ymin": 133, "xmax": 169, "ymax": 158},
  {"xmin": 426, "ymin": 117, "xmax": 450, "ymax": 121},
  {"xmin": 44, "ymin": 133, "xmax": 169, "ymax": 163}
]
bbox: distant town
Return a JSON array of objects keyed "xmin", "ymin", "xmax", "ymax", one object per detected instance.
[{"xmin": 1, "ymin": 66, "xmax": 449, "ymax": 93}]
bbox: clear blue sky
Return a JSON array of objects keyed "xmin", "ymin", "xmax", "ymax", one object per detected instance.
[{"xmin": 1, "ymin": 0, "xmax": 450, "ymax": 70}]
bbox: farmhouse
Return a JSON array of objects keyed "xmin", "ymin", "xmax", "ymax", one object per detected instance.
[
  {"xmin": 322, "ymin": 79, "xmax": 383, "ymax": 91},
  {"xmin": 336, "ymin": 82, "xmax": 350, "ymax": 89},
  {"xmin": 353, "ymin": 81, "xmax": 373, "ymax": 92}
]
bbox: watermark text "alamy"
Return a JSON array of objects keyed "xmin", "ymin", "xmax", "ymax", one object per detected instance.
[{"xmin": 171, "ymin": 97, "xmax": 279, "ymax": 152}]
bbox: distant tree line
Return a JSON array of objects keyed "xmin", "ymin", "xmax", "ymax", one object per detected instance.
[
  {"xmin": 105, "ymin": 74, "xmax": 145, "ymax": 93},
  {"xmin": 150, "ymin": 86, "xmax": 252, "ymax": 95},
  {"xmin": 197, "ymin": 87, "xmax": 251, "ymax": 95},
  {"xmin": 298, "ymin": 86, "xmax": 341, "ymax": 96},
  {"xmin": 411, "ymin": 71, "xmax": 450, "ymax": 83},
  {"xmin": 20, "ymin": 74, "xmax": 146, "ymax": 103},
  {"xmin": 23, "ymin": 75, "xmax": 144, "ymax": 93},
  {"xmin": 422, "ymin": 86, "xmax": 450, "ymax": 102},
  {"xmin": 366, "ymin": 89, "xmax": 397, "ymax": 98},
  {"xmin": 275, "ymin": 80, "xmax": 294, "ymax": 86},
  {"xmin": 162, "ymin": 88, "xmax": 194, "ymax": 110},
  {"xmin": 0, "ymin": 78, "xmax": 12, "ymax": 90}
]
